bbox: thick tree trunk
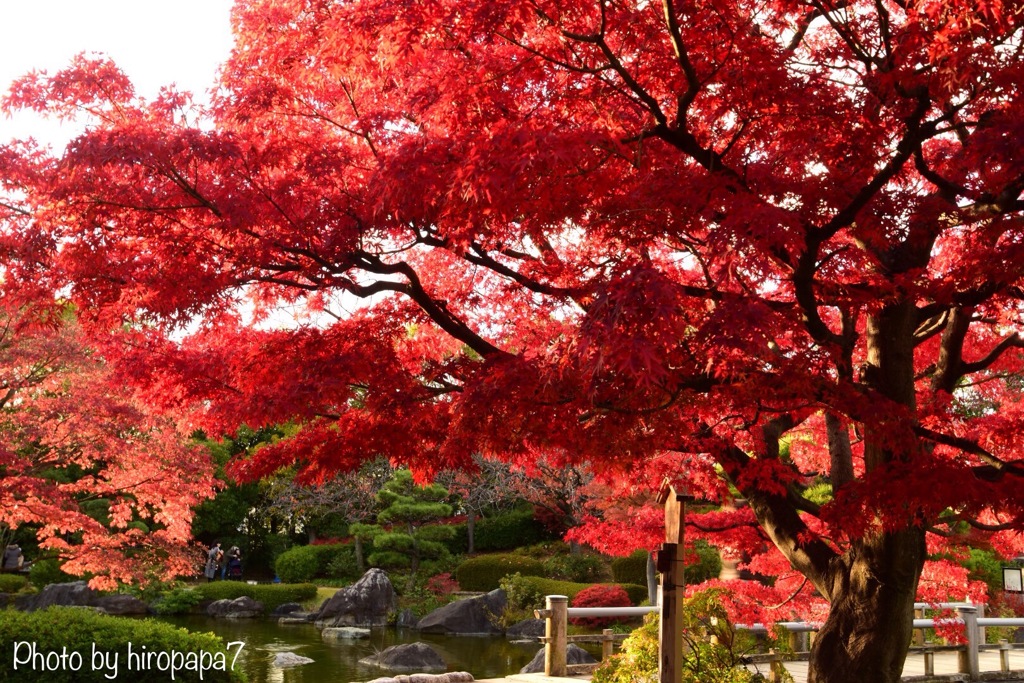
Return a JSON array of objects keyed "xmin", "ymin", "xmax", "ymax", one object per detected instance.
[
  {"xmin": 808, "ymin": 527, "xmax": 926, "ymax": 683},
  {"xmin": 646, "ymin": 551, "xmax": 658, "ymax": 605}
]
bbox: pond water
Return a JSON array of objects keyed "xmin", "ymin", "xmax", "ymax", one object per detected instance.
[{"xmin": 157, "ymin": 616, "xmax": 541, "ymax": 683}]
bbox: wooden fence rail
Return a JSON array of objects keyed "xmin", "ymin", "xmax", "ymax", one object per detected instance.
[{"xmin": 535, "ymin": 596, "xmax": 1024, "ymax": 681}]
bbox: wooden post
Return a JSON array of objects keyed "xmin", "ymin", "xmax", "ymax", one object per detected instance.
[
  {"xmin": 545, "ymin": 595, "xmax": 568, "ymax": 677},
  {"xmin": 657, "ymin": 482, "xmax": 692, "ymax": 683},
  {"xmin": 1000, "ymin": 639, "xmax": 1011, "ymax": 672},
  {"xmin": 768, "ymin": 648, "xmax": 785, "ymax": 683},
  {"xmin": 602, "ymin": 628, "xmax": 615, "ymax": 660},
  {"xmin": 923, "ymin": 648, "xmax": 934, "ymax": 676},
  {"xmin": 914, "ymin": 607, "xmax": 925, "ymax": 646}
]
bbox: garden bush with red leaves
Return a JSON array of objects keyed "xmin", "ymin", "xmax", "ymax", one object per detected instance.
[{"xmin": 570, "ymin": 584, "xmax": 632, "ymax": 628}]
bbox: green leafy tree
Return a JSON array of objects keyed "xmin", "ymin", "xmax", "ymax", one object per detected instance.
[{"xmin": 366, "ymin": 469, "xmax": 454, "ymax": 590}]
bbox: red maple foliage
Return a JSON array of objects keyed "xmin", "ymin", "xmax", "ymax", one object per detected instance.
[
  {"xmin": 0, "ymin": 290, "xmax": 215, "ymax": 589},
  {"xmin": 2, "ymin": 1, "xmax": 1024, "ymax": 680}
]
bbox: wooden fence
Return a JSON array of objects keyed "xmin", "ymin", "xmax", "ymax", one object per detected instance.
[{"xmin": 534, "ymin": 596, "xmax": 1024, "ymax": 681}]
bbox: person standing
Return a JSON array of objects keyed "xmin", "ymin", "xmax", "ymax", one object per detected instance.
[
  {"xmin": 205, "ymin": 541, "xmax": 222, "ymax": 582},
  {"xmin": 2, "ymin": 544, "xmax": 23, "ymax": 572}
]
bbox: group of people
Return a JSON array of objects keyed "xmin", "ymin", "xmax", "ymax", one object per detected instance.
[{"xmin": 204, "ymin": 541, "xmax": 243, "ymax": 581}]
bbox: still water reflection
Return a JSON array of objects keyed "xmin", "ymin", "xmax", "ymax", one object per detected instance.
[{"xmin": 158, "ymin": 616, "xmax": 540, "ymax": 683}]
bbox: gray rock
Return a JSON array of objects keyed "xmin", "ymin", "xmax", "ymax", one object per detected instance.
[
  {"xmin": 359, "ymin": 642, "xmax": 446, "ymax": 672},
  {"xmin": 365, "ymin": 674, "xmax": 474, "ymax": 683},
  {"xmin": 271, "ymin": 602, "xmax": 304, "ymax": 617},
  {"xmin": 272, "ymin": 652, "xmax": 314, "ymax": 668},
  {"xmin": 397, "ymin": 608, "xmax": 419, "ymax": 628},
  {"xmin": 505, "ymin": 618, "xmax": 545, "ymax": 640},
  {"xmin": 93, "ymin": 594, "xmax": 149, "ymax": 615},
  {"xmin": 416, "ymin": 589, "xmax": 505, "ymax": 635},
  {"xmin": 322, "ymin": 626, "xmax": 371, "ymax": 641},
  {"xmin": 279, "ymin": 615, "xmax": 314, "ymax": 625},
  {"xmin": 520, "ymin": 644, "xmax": 596, "ymax": 674},
  {"xmin": 15, "ymin": 581, "xmax": 94, "ymax": 612},
  {"xmin": 207, "ymin": 596, "xmax": 264, "ymax": 618},
  {"xmin": 313, "ymin": 568, "xmax": 396, "ymax": 627}
]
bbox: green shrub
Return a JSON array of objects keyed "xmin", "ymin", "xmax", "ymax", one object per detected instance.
[
  {"xmin": 0, "ymin": 607, "xmax": 245, "ymax": 682},
  {"xmin": 274, "ymin": 544, "xmax": 351, "ymax": 583},
  {"xmin": 544, "ymin": 553, "xmax": 607, "ymax": 583},
  {"xmin": 612, "ymin": 550, "xmax": 649, "ymax": 586},
  {"xmin": 455, "ymin": 553, "xmax": 545, "ymax": 591},
  {"xmin": 192, "ymin": 582, "xmax": 317, "ymax": 613},
  {"xmin": 151, "ymin": 587, "xmax": 204, "ymax": 615},
  {"xmin": 0, "ymin": 574, "xmax": 29, "ymax": 593},
  {"xmin": 274, "ymin": 545, "xmax": 319, "ymax": 583},
  {"xmin": 592, "ymin": 590, "xmax": 769, "ymax": 683},
  {"xmin": 473, "ymin": 510, "xmax": 550, "ymax": 551},
  {"xmin": 28, "ymin": 558, "xmax": 75, "ymax": 589},
  {"xmin": 965, "ymin": 547, "xmax": 1004, "ymax": 598},
  {"xmin": 325, "ymin": 546, "xmax": 361, "ymax": 581},
  {"xmin": 687, "ymin": 540, "xmax": 723, "ymax": 584},
  {"xmin": 442, "ymin": 522, "xmax": 469, "ymax": 554}
]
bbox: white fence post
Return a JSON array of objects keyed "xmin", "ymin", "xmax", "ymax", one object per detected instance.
[{"xmin": 958, "ymin": 605, "xmax": 980, "ymax": 681}]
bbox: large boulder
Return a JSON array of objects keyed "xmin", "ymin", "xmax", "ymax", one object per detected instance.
[
  {"xmin": 519, "ymin": 644, "xmax": 596, "ymax": 674},
  {"xmin": 314, "ymin": 568, "xmax": 396, "ymax": 627},
  {"xmin": 207, "ymin": 596, "xmax": 264, "ymax": 618},
  {"xmin": 14, "ymin": 581, "xmax": 148, "ymax": 615},
  {"xmin": 359, "ymin": 642, "xmax": 446, "ymax": 672},
  {"xmin": 505, "ymin": 618, "xmax": 545, "ymax": 640},
  {"xmin": 92, "ymin": 594, "xmax": 149, "ymax": 615},
  {"xmin": 15, "ymin": 581, "xmax": 94, "ymax": 612},
  {"xmin": 416, "ymin": 589, "xmax": 506, "ymax": 635}
]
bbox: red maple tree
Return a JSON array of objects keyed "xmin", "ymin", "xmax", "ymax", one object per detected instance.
[
  {"xmin": 3, "ymin": 1, "xmax": 1024, "ymax": 680},
  {"xmin": 0, "ymin": 287, "xmax": 215, "ymax": 588}
]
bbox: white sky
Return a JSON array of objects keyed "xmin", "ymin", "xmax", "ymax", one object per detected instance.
[{"xmin": 0, "ymin": 0, "xmax": 234, "ymax": 148}]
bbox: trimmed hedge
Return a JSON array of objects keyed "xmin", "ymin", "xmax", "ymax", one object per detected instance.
[
  {"xmin": 515, "ymin": 576, "xmax": 648, "ymax": 606},
  {"xmin": 473, "ymin": 510, "xmax": 551, "ymax": 551},
  {"xmin": 611, "ymin": 550, "xmax": 649, "ymax": 586},
  {"xmin": 274, "ymin": 544, "xmax": 354, "ymax": 583},
  {"xmin": 455, "ymin": 554, "xmax": 545, "ymax": 591},
  {"xmin": 0, "ymin": 573, "xmax": 29, "ymax": 594},
  {"xmin": 191, "ymin": 582, "xmax": 317, "ymax": 613},
  {"xmin": 0, "ymin": 607, "xmax": 245, "ymax": 682}
]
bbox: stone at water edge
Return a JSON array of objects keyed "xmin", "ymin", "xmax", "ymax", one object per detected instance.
[
  {"xmin": 207, "ymin": 595, "xmax": 264, "ymax": 618},
  {"xmin": 314, "ymin": 568, "xmax": 397, "ymax": 627},
  {"xmin": 364, "ymin": 673, "xmax": 474, "ymax": 683},
  {"xmin": 271, "ymin": 601, "xmax": 305, "ymax": 617},
  {"xmin": 504, "ymin": 617, "xmax": 544, "ymax": 640},
  {"xmin": 415, "ymin": 588, "xmax": 506, "ymax": 635},
  {"xmin": 359, "ymin": 642, "xmax": 447, "ymax": 672},
  {"xmin": 322, "ymin": 626, "xmax": 371, "ymax": 641},
  {"xmin": 520, "ymin": 643, "xmax": 596, "ymax": 674},
  {"xmin": 273, "ymin": 652, "xmax": 315, "ymax": 668}
]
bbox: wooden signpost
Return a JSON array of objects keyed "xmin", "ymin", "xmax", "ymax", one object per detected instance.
[{"xmin": 656, "ymin": 481, "xmax": 692, "ymax": 683}]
